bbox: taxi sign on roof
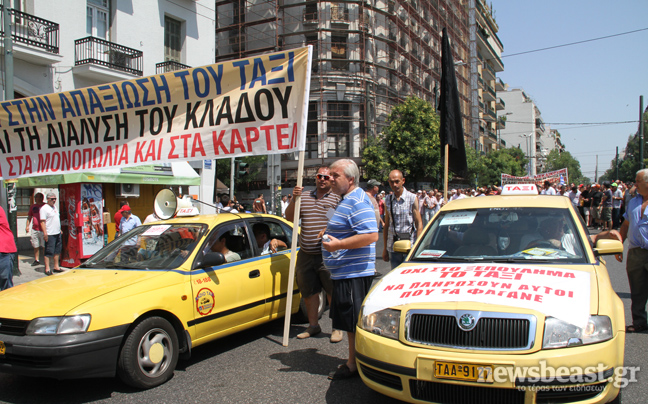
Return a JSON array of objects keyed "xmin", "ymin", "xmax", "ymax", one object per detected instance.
[{"xmin": 501, "ymin": 184, "xmax": 538, "ymax": 195}]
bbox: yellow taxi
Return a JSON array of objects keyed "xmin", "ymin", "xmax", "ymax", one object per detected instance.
[
  {"xmin": 356, "ymin": 184, "xmax": 625, "ymax": 404},
  {"xmin": 0, "ymin": 211, "xmax": 315, "ymax": 389}
]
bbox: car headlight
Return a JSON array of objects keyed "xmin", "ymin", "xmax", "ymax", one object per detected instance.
[
  {"xmin": 542, "ymin": 316, "xmax": 612, "ymax": 349},
  {"xmin": 360, "ymin": 308, "xmax": 400, "ymax": 340},
  {"xmin": 26, "ymin": 315, "xmax": 91, "ymax": 335}
]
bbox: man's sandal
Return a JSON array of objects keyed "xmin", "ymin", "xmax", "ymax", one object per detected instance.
[{"xmin": 626, "ymin": 324, "xmax": 648, "ymax": 333}]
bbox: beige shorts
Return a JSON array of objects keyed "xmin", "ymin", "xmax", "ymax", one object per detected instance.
[{"xmin": 30, "ymin": 230, "xmax": 45, "ymax": 248}]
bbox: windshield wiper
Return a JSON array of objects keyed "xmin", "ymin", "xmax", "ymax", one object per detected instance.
[{"xmin": 411, "ymin": 256, "xmax": 489, "ymax": 262}]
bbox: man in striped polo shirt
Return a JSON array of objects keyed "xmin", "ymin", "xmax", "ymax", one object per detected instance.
[
  {"xmin": 321, "ymin": 159, "xmax": 379, "ymax": 380},
  {"xmin": 285, "ymin": 166, "xmax": 343, "ymax": 342},
  {"xmin": 382, "ymin": 169, "xmax": 423, "ymax": 269}
]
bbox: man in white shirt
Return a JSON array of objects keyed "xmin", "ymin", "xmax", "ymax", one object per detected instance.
[
  {"xmin": 281, "ymin": 195, "xmax": 289, "ymax": 218},
  {"xmin": 540, "ymin": 180, "xmax": 557, "ymax": 195},
  {"xmin": 39, "ymin": 192, "xmax": 62, "ymax": 275}
]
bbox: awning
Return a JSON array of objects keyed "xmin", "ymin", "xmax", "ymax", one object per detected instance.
[{"xmin": 16, "ymin": 162, "xmax": 201, "ymax": 188}]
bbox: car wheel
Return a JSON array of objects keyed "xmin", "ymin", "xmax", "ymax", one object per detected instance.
[
  {"xmin": 293, "ymin": 289, "xmax": 327, "ymax": 323},
  {"xmin": 609, "ymin": 389, "xmax": 621, "ymax": 404},
  {"xmin": 117, "ymin": 316, "xmax": 179, "ymax": 389}
]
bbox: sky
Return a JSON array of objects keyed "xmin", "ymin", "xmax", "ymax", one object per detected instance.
[{"xmin": 488, "ymin": 0, "xmax": 648, "ymax": 182}]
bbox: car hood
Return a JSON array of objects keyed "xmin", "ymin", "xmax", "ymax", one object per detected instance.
[
  {"xmin": 364, "ymin": 262, "xmax": 598, "ymax": 329},
  {"xmin": 0, "ymin": 269, "xmax": 170, "ymax": 320}
]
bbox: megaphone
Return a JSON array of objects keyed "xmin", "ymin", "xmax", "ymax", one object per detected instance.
[{"xmin": 154, "ymin": 189, "xmax": 200, "ymax": 219}]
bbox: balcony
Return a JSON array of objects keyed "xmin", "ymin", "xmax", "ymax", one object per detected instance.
[
  {"xmin": 74, "ymin": 36, "xmax": 143, "ymax": 81},
  {"xmin": 497, "ymin": 117, "xmax": 506, "ymax": 129},
  {"xmin": 495, "ymin": 77, "xmax": 506, "ymax": 91},
  {"xmin": 496, "ymin": 97, "xmax": 505, "ymax": 110},
  {"xmin": 330, "ymin": 4, "xmax": 349, "ymax": 24},
  {"xmin": 0, "ymin": 6, "xmax": 61, "ymax": 65},
  {"xmin": 156, "ymin": 61, "xmax": 191, "ymax": 75}
]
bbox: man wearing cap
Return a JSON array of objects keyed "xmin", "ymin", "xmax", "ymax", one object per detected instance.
[
  {"xmin": 611, "ymin": 182, "xmax": 623, "ymax": 230},
  {"xmin": 40, "ymin": 192, "xmax": 62, "ymax": 275},
  {"xmin": 600, "ymin": 182, "xmax": 613, "ymax": 231},
  {"xmin": 119, "ymin": 208, "xmax": 141, "ymax": 237}
]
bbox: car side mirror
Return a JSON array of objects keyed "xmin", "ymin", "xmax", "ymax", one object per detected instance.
[
  {"xmin": 593, "ymin": 239, "xmax": 623, "ymax": 256},
  {"xmin": 393, "ymin": 240, "xmax": 411, "ymax": 254},
  {"xmin": 198, "ymin": 252, "xmax": 226, "ymax": 268}
]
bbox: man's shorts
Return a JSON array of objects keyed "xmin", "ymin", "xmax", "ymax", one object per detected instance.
[
  {"xmin": 330, "ymin": 276, "xmax": 374, "ymax": 332},
  {"xmin": 44, "ymin": 233, "xmax": 62, "ymax": 257},
  {"xmin": 295, "ymin": 250, "xmax": 332, "ymax": 298},
  {"xmin": 601, "ymin": 207, "xmax": 612, "ymax": 222},
  {"xmin": 30, "ymin": 230, "xmax": 45, "ymax": 248},
  {"xmin": 591, "ymin": 207, "xmax": 601, "ymax": 220}
]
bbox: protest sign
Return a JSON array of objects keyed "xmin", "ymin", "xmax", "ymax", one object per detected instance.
[
  {"xmin": 0, "ymin": 47, "xmax": 312, "ymax": 179},
  {"xmin": 363, "ymin": 263, "xmax": 591, "ymax": 328}
]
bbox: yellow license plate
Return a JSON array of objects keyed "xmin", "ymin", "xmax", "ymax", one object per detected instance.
[
  {"xmin": 0, "ymin": 341, "xmax": 5, "ymax": 355},
  {"xmin": 434, "ymin": 361, "xmax": 493, "ymax": 383}
]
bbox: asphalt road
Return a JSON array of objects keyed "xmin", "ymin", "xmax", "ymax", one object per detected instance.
[{"xmin": 0, "ymin": 233, "xmax": 645, "ymax": 404}]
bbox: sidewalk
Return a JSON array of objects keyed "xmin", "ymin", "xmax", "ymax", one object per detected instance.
[{"xmin": 12, "ymin": 249, "xmax": 58, "ymax": 286}]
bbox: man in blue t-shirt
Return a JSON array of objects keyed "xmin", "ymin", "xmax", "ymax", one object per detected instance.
[{"xmin": 321, "ymin": 159, "xmax": 378, "ymax": 380}]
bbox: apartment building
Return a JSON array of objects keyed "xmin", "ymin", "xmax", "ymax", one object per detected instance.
[
  {"xmin": 497, "ymin": 88, "xmax": 553, "ymax": 176},
  {"xmin": 0, "ymin": 0, "xmax": 219, "ymax": 226}
]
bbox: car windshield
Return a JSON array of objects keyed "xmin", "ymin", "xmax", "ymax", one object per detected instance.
[
  {"xmin": 82, "ymin": 223, "xmax": 208, "ymax": 270},
  {"xmin": 411, "ymin": 207, "xmax": 588, "ymax": 264}
]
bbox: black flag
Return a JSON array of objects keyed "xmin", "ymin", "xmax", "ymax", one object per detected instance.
[{"xmin": 439, "ymin": 27, "xmax": 468, "ymax": 177}]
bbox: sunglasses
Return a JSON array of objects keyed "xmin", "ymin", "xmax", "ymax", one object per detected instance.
[
  {"xmin": 316, "ymin": 174, "xmax": 330, "ymax": 180},
  {"xmin": 48, "ymin": 198, "xmax": 57, "ymax": 201}
]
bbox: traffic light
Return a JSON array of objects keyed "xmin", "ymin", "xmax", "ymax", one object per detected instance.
[{"xmin": 235, "ymin": 160, "xmax": 248, "ymax": 179}]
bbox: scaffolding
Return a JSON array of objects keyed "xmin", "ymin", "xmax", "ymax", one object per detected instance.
[{"xmin": 215, "ymin": 0, "xmax": 471, "ymax": 180}]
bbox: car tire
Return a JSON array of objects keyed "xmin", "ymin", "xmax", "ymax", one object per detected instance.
[
  {"xmin": 293, "ymin": 289, "xmax": 327, "ymax": 324},
  {"xmin": 609, "ymin": 390, "xmax": 621, "ymax": 404},
  {"xmin": 117, "ymin": 316, "xmax": 179, "ymax": 389}
]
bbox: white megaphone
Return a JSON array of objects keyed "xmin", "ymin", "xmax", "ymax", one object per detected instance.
[{"xmin": 154, "ymin": 189, "xmax": 200, "ymax": 219}]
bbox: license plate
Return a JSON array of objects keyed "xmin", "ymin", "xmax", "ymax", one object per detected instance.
[
  {"xmin": 434, "ymin": 361, "xmax": 493, "ymax": 383},
  {"xmin": 0, "ymin": 341, "xmax": 5, "ymax": 355}
]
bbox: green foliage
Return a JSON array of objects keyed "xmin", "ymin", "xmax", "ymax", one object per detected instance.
[
  {"xmin": 362, "ymin": 97, "xmax": 441, "ymax": 182},
  {"xmin": 544, "ymin": 150, "xmax": 587, "ymax": 185},
  {"xmin": 465, "ymin": 147, "xmax": 527, "ymax": 186},
  {"xmin": 601, "ymin": 109, "xmax": 647, "ymax": 183},
  {"xmin": 216, "ymin": 155, "xmax": 266, "ymax": 192}
]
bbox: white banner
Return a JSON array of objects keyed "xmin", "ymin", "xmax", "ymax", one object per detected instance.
[
  {"xmin": 364, "ymin": 263, "xmax": 591, "ymax": 328},
  {"xmin": 0, "ymin": 47, "xmax": 312, "ymax": 179}
]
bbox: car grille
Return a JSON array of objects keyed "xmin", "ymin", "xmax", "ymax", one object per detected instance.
[
  {"xmin": 0, "ymin": 318, "xmax": 29, "ymax": 336},
  {"xmin": 410, "ymin": 380, "xmax": 525, "ymax": 404},
  {"xmin": 406, "ymin": 310, "xmax": 535, "ymax": 350},
  {"xmin": 535, "ymin": 382, "xmax": 606, "ymax": 403},
  {"xmin": 359, "ymin": 364, "xmax": 403, "ymax": 391}
]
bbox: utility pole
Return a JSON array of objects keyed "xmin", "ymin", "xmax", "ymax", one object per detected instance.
[
  {"xmin": 615, "ymin": 147, "xmax": 619, "ymax": 180},
  {"xmin": 595, "ymin": 155, "xmax": 598, "ymax": 183},
  {"xmin": 640, "ymin": 96, "xmax": 645, "ymax": 169},
  {"xmin": 230, "ymin": 157, "xmax": 235, "ymax": 200}
]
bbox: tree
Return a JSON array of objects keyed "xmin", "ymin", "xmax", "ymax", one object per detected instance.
[
  {"xmin": 362, "ymin": 97, "xmax": 441, "ymax": 182},
  {"xmin": 466, "ymin": 147, "xmax": 527, "ymax": 186},
  {"xmin": 215, "ymin": 155, "xmax": 266, "ymax": 193},
  {"xmin": 543, "ymin": 150, "xmax": 587, "ymax": 185}
]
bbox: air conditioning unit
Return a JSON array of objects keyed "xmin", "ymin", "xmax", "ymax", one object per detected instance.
[{"xmin": 116, "ymin": 183, "xmax": 140, "ymax": 198}]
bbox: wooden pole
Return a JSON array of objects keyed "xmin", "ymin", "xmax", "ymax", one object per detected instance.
[
  {"xmin": 443, "ymin": 144, "xmax": 449, "ymax": 202},
  {"xmin": 282, "ymin": 150, "xmax": 305, "ymax": 346}
]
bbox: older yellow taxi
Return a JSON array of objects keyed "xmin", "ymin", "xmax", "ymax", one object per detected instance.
[
  {"xmin": 0, "ymin": 211, "xmax": 314, "ymax": 389},
  {"xmin": 356, "ymin": 184, "xmax": 625, "ymax": 404}
]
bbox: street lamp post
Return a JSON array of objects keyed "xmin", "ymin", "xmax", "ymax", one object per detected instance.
[{"xmin": 519, "ymin": 133, "xmax": 533, "ymax": 177}]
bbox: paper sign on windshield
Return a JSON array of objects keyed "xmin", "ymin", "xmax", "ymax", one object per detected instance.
[
  {"xmin": 440, "ymin": 211, "xmax": 477, "ymax": 226},
  {"xmin": 142, "ymin": 225, "xmax": 172, "ymax": 236},
  {"xmin": 363, "ymin": 264, "xmax": 591, "ymax": 328}
]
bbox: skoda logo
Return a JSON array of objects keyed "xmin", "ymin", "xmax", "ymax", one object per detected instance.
[{"xmin": 458, "ymin": 313, "xmax": 477, "ymax": 331}]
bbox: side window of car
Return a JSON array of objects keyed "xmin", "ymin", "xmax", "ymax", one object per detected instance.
[
  {"xmin": 250, "ymin": 221, "xmax": 289, "ymax": 257},
  {"xmin": 199, "ymin": 223, "xmax": 252, "ymax": 266}
]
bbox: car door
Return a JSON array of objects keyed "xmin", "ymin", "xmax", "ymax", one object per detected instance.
[
  {"xmin": 189, "ymin": 221, "xmax": 265, "ymax": 342},
  {"xmin": 248, "ymin": 218, "xmax": 296, "ymax": 319}
]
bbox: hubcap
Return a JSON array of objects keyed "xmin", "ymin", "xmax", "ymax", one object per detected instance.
[{"xmin": 137, "ymin": 327, "xmax": 172, "ymax": 378}]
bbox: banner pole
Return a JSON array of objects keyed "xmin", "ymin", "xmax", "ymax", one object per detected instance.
[
  {"xmin": 282, "ymin": 150, "xmax": 305, "ymax": 346},
  {"xmin": 443, "ymin": 144, "xmax": 449, "ymax": 202}
]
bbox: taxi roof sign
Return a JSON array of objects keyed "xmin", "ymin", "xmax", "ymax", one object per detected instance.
[{"xmin": 501, "ymin": 184, "xmax": 538, "ymax": 195}]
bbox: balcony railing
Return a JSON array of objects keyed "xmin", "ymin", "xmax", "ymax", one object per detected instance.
[
  {"xmin": 156, "ymin": 60, "xmax": 191, "ymax": 74},
  {"xmin": 0, "ymin": 6, "xmax": 59, "ymax": 54},
  {"xmin": 75, "ymin": 36, "xmax": 143, "ymax": 76}
]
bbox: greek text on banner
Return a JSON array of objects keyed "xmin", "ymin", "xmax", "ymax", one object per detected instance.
[
  {"xmin": 0, "ymin": 46, "xmax": 312, "ymax": 179},
  {"xmin": 362, "ymin": 263, "xmax": 591, "ymax": 328}
]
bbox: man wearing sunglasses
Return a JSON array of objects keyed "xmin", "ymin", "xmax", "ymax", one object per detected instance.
[
  {"xmin": 285, "ymin": 166, "xmax": 343, "ymax": 343},
  {"xmin": 39, "ymin": 192, "xmax": 62, "ymax": 275}
]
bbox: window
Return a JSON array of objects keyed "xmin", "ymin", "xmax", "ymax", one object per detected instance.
[
  {"xmin": 331, "ymin": 34, "xmax": 347, "ymax": 70},
  {"xmin": 164, "ymin": 16, "xmax": 183, "ymax": 62},
  {"xmin": 16, "ymin": 188, "xmax": 31, "ymax": 216},
  {"xmin": 87, "ymin": 0, "xmax": 109, "ymax": 39},
  {"xmin": 251, "ymin": 221, "xmax": 289, "ymax": 256},
  {"xmin": 200, "ymin": 222, "xmax": 251, "ymax": 264},
  {"xmin": 304, "ymin": 2, "xmax": 318, "ymax": 21},
  {"xmin": 327, "ymin": 102, "xmax": 350, "ymax": 157}
]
